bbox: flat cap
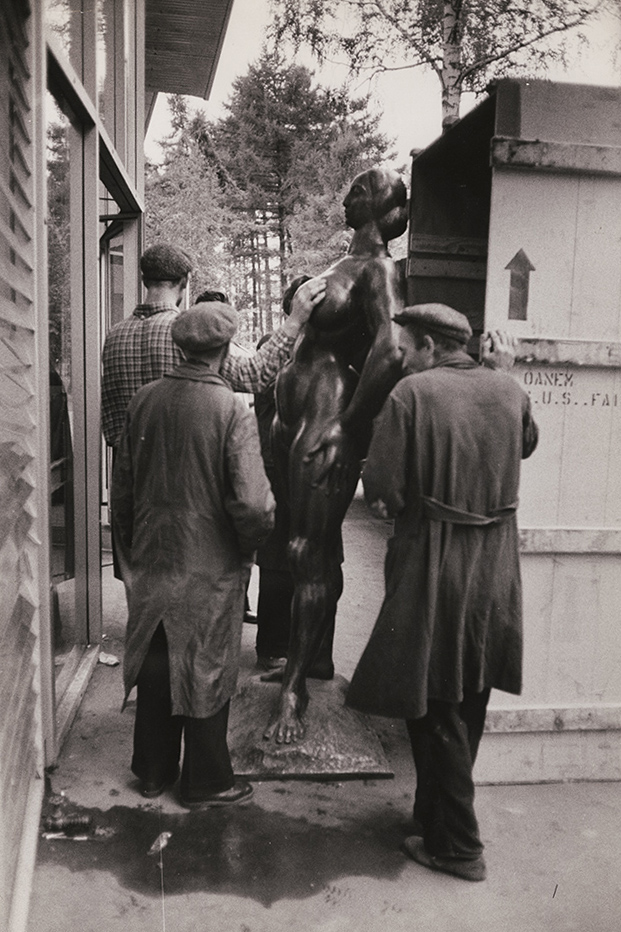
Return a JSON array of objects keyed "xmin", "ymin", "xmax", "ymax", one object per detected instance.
[
  {"xmin": 140, "ymin": 243, "xmax": 193, "ymax": 282},
  {"xmin": 171, "ymin": 302, "xmax": 238, "ymax": 353},
  {"xmin": 393, "ymin": 303, "xmax": 472, "ymax": 344}
]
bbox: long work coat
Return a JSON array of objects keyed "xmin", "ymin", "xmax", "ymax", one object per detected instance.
[
  {"xmin": 113, "ymin": 362, "xmax": 275, "ymax": 718},
  {"xmin": 346, "ymin": 355, "xmax": 538, "ymax": 720}
]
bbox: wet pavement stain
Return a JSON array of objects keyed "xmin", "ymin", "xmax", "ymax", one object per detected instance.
[{"xmin": 36, "ymin": 800, "xmax": 406, "ymax": 906}]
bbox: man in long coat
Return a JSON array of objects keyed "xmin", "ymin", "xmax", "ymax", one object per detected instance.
[
  {"xmin": 346, "ymin": 304, "xmax": 538, "ymax": 880},
  {"xmin": 113, "ymin": 302, "xmax": 275, "ymax": 808}
]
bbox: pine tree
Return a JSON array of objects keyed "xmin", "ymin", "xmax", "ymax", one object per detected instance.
[{"xmin": 206, "ymin": 51, "xmax": 396, "ymax": 334}]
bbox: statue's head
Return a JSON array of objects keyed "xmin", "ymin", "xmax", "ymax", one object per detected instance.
[{"xmin": 343, "ymin": 168, "xmax": 408, "ymax": 240}]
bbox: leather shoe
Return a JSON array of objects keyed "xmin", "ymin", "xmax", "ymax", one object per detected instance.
[
  {"xmin": 402, "ymin": 836, "xmax": 487, "ymax": 881},
  {"xmin": 179, "ymin": 779, "xmax": 254, "ymax": 809},
  {"xmin": 257, "ymin": 655, "xmax": 287, "ymax": 672},
  {"xmin": 139, "ymin": 766, "xmax": 180, "ymax": 799}
]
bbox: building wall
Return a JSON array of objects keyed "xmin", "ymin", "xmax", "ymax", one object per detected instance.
[
  {"xmin": 0, "ymin": 5, "xmax": 46, "ymax": 930},
  {"xmin": 0, "ymin": 2, "xmax": 146, "ymax": 929}
]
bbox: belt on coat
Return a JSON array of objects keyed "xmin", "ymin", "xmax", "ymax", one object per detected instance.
[{"xmin": 422, "ymin": 495, "xmax": 518, "ymax": 526}]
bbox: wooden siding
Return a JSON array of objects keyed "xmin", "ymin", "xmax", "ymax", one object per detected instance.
[{"xmin": 0, "ymin": 2, "xmax": 43, "ymax": 929}]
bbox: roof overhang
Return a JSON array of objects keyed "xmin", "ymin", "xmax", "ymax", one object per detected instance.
[{"xmin": 145, "ymin": 0, "xmax": 235, "ymax": 98}]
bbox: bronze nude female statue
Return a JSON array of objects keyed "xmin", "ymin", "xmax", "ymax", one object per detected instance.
[{"xmin": 263, "ymin": 167, "xmax": 408, "ymax": 744}]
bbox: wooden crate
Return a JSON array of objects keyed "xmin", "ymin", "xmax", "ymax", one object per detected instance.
[{"xmin": 408, "ymin": 79, "xmax": 621, "ymax": 782}]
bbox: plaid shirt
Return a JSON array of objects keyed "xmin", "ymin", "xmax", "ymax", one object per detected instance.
[{"xmin": 101, "ymin": 303, "xmax": 295, "ymax": 447}]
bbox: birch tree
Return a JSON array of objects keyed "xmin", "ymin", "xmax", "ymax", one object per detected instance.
[{"xmin": 270, "ymin": 0, "xmax": 609, "ymax": 127}]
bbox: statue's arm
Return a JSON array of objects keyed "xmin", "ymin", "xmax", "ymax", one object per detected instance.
[{"xmin": 340, "ymin": 259, "xmax": 404, "ymax": 434}]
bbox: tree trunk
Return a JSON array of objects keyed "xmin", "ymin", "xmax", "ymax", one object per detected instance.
[
  {"xmin": 442, "ymin": 0, "xmax": 463, "ymax": 130},
  {"xmin": 278, "ymin": 201, "xmax": 288, "ymax": 294},
  {"xmin": 262, "ymin": 221, "xmax": 273, "ymax": 333}
]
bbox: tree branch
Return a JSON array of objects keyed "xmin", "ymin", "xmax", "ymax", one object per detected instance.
[{"xmin": 459, "ymin": 8, "xmax": 600, "ymax": 84}]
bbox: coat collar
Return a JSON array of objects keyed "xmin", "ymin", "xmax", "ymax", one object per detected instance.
[
  {"xmin": 431, "ymin": 350, "xmax": 478, "ymax": 371},
  {"xmin": 165, "ymin": 360, "xmax": 231, "ymax": 386}
]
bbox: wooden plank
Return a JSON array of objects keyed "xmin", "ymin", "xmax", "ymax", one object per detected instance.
[
  {"xmin": 475, "ymin": 729, "xmax": 621, "ymax": 784},
  {"xmin": 46, "ymin": 34, "xmax": 97, "ymax": 129},
  {"xmin": 6, "ymin": 775, "xmax": 44, "ymax": 932},
  {"xmin": 53, "ymin": 643, "xmax": 83, "ymax": 705},
  {"xmin": 492, "ymin": 137, "xmax": 621, "ymax": 177},
  {"xmin": 54, "ymin": 646, "xmax": 100, "ymax": 751},
  {"xmin": 0, "ymin": 170, "xmax": 33, "ymax": 232},
  {"xmin": 0, "ymin": 185, "xmax": 32, "ymax": 248},
  {"xmin": 486, "ymin": 171, "xmax": 580, "ymax": 338},
  {"xmin": 571, "ymin": 174, "xmax": 621, "ymax": 341},
  {"xmin": 0, "ymin": 252, "xmax": 34, "ymax": 302},
  {"xmin": 0, "ymin": 286, "xmax": 34, "ymax": 328},
  {"xmin": 99, "ymin": 127, "xmax": 144, "ymax": 215},
  {"xmin": 408, "ymin": 234, "xmax": 488, "ymax": 257},
  {"xmin": 519, "ymin": 554, "xmax": 621, "ymax": 707},
  {"xmin": 515, "ymin": 364, "xmax": 621, "ymax": 527},
  {"xmin": 514, "ymin": 80, "xmax": 621, "ymax": 149},
  {"xmin": 519, "ymin": 528, "xmax": 621, "ymax": 553},
  {"xmin": 485, "ymin": 704, "xmax": 621, "ymax": 733},
  {"xmin": 0, "ymin": 221, "xmax": 33, "ymax": 270},
  {"xmin": 517, "ymin": 339, "xmax": 621, "ymax": 368},
  {"xmin": 407, "ymin": 256, "xmax": 487, "ymax": 280}
]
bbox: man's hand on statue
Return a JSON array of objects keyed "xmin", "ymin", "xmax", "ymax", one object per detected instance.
[
  {"xmin": 283, "ymin": 277, "xmax": 327, "ymax": 335},
  {"xmin": 480, "ymin": 330, "xmax": 518, "ymax": 370},
  {"xmin": 369, "ymin": 499, "xmax": 389, "ymax": 519},
  {"xmin": 303, "ymin": 420, "xmax": 348, "ymax": 494}
]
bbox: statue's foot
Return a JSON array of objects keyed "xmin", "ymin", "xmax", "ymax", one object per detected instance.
[
  {"xmin": 263, "ymin": 689, "xmax": 309, "ymax": 744},
  {"xmin": 260, "ymin": 660, "xmax": 334, "ymax": 683},
  {"xmin": 259, "ymin": 667, "xmax": 284, "ymax": 683}
]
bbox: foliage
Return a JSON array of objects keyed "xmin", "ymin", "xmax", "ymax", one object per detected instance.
[
  {"xmin": 144, "ymin": 97, "xmax": 237, "ymax": 302},
  {"xmin": 269, "ymin": 0, "xmax": 608, "ymax": 125},
  {"xmin": 209, "ymin": 50, "xmax": 395, "ymax": 277}
]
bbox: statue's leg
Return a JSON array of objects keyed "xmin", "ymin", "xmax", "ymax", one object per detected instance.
[
  {"xmin": 263, "ymin": 433, "xmax": 359, "ymax": 744},
  {"xmin": 307, "ymin": 545, "xmax": 342, "ymax": 679}
]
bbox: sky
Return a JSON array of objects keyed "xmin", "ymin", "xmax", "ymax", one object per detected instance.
[{"xmin": 145, "ymin": 0, "xmax": 621, "ymax": 169}]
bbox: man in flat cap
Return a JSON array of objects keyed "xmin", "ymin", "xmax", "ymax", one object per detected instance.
[
  {"xmin": 102, "ymin": 242, "xmax": 325, "ymax": 581},
  {"xmin": 346, "ymin": 304, "xmax": 539, "ymax": 881},
  {"xmin": 112, "ymin": 302, "xmax": 276, "ymax": 807}
]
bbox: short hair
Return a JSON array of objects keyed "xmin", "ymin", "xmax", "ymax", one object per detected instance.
[
  {"xmin": 140, "ymin": 243, "xmax": 193, "ymax": 283},
  {"xmin": 194, "ymin": 289, "xmax": 230, "ymax": 304}
]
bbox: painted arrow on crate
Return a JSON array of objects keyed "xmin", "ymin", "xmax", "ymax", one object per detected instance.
[{"xmin": 505, "ymin": 249, "xmax": 535, "ymax": 320}]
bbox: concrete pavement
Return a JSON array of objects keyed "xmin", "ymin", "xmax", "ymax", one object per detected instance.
[{"xmin": 28, "ymin": 497, "xmax": 621, "ymax": 931}]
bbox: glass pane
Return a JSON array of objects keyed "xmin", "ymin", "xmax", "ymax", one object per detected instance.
[
  {"xmin": 108, "ymin": 235, "xmax": 125, "ymax": 324},
  {"xmin": 47, "ymin": 92, "xmax": 77, "ymax": 686},
  {"xmin": 99, "ymin": 227, "xmax": 124, "ymax": 582},
  {"xmin": 97, "ymin": 0, "xmax": 128, "ymax": 150},
  {"xmin": 45, "ymin": 0, "xmax": 85, "ymax": 79}
]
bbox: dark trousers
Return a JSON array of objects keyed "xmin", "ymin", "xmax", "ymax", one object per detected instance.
[
  {"xmin": 406, "ymin": 688, "xmax": 490, "ymax": 860},
  {"xmin": 132, "ymin": 623, "xmax": 234, "ymax": 801},
  {"xmin": 255, "ymin": 568, "xmax": 294, "ymax": 659}
]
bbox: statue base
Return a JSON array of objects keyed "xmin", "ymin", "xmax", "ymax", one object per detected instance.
[{"xmin": 228, "ymin": 668, "xmax": 393, "ymax": 781}]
